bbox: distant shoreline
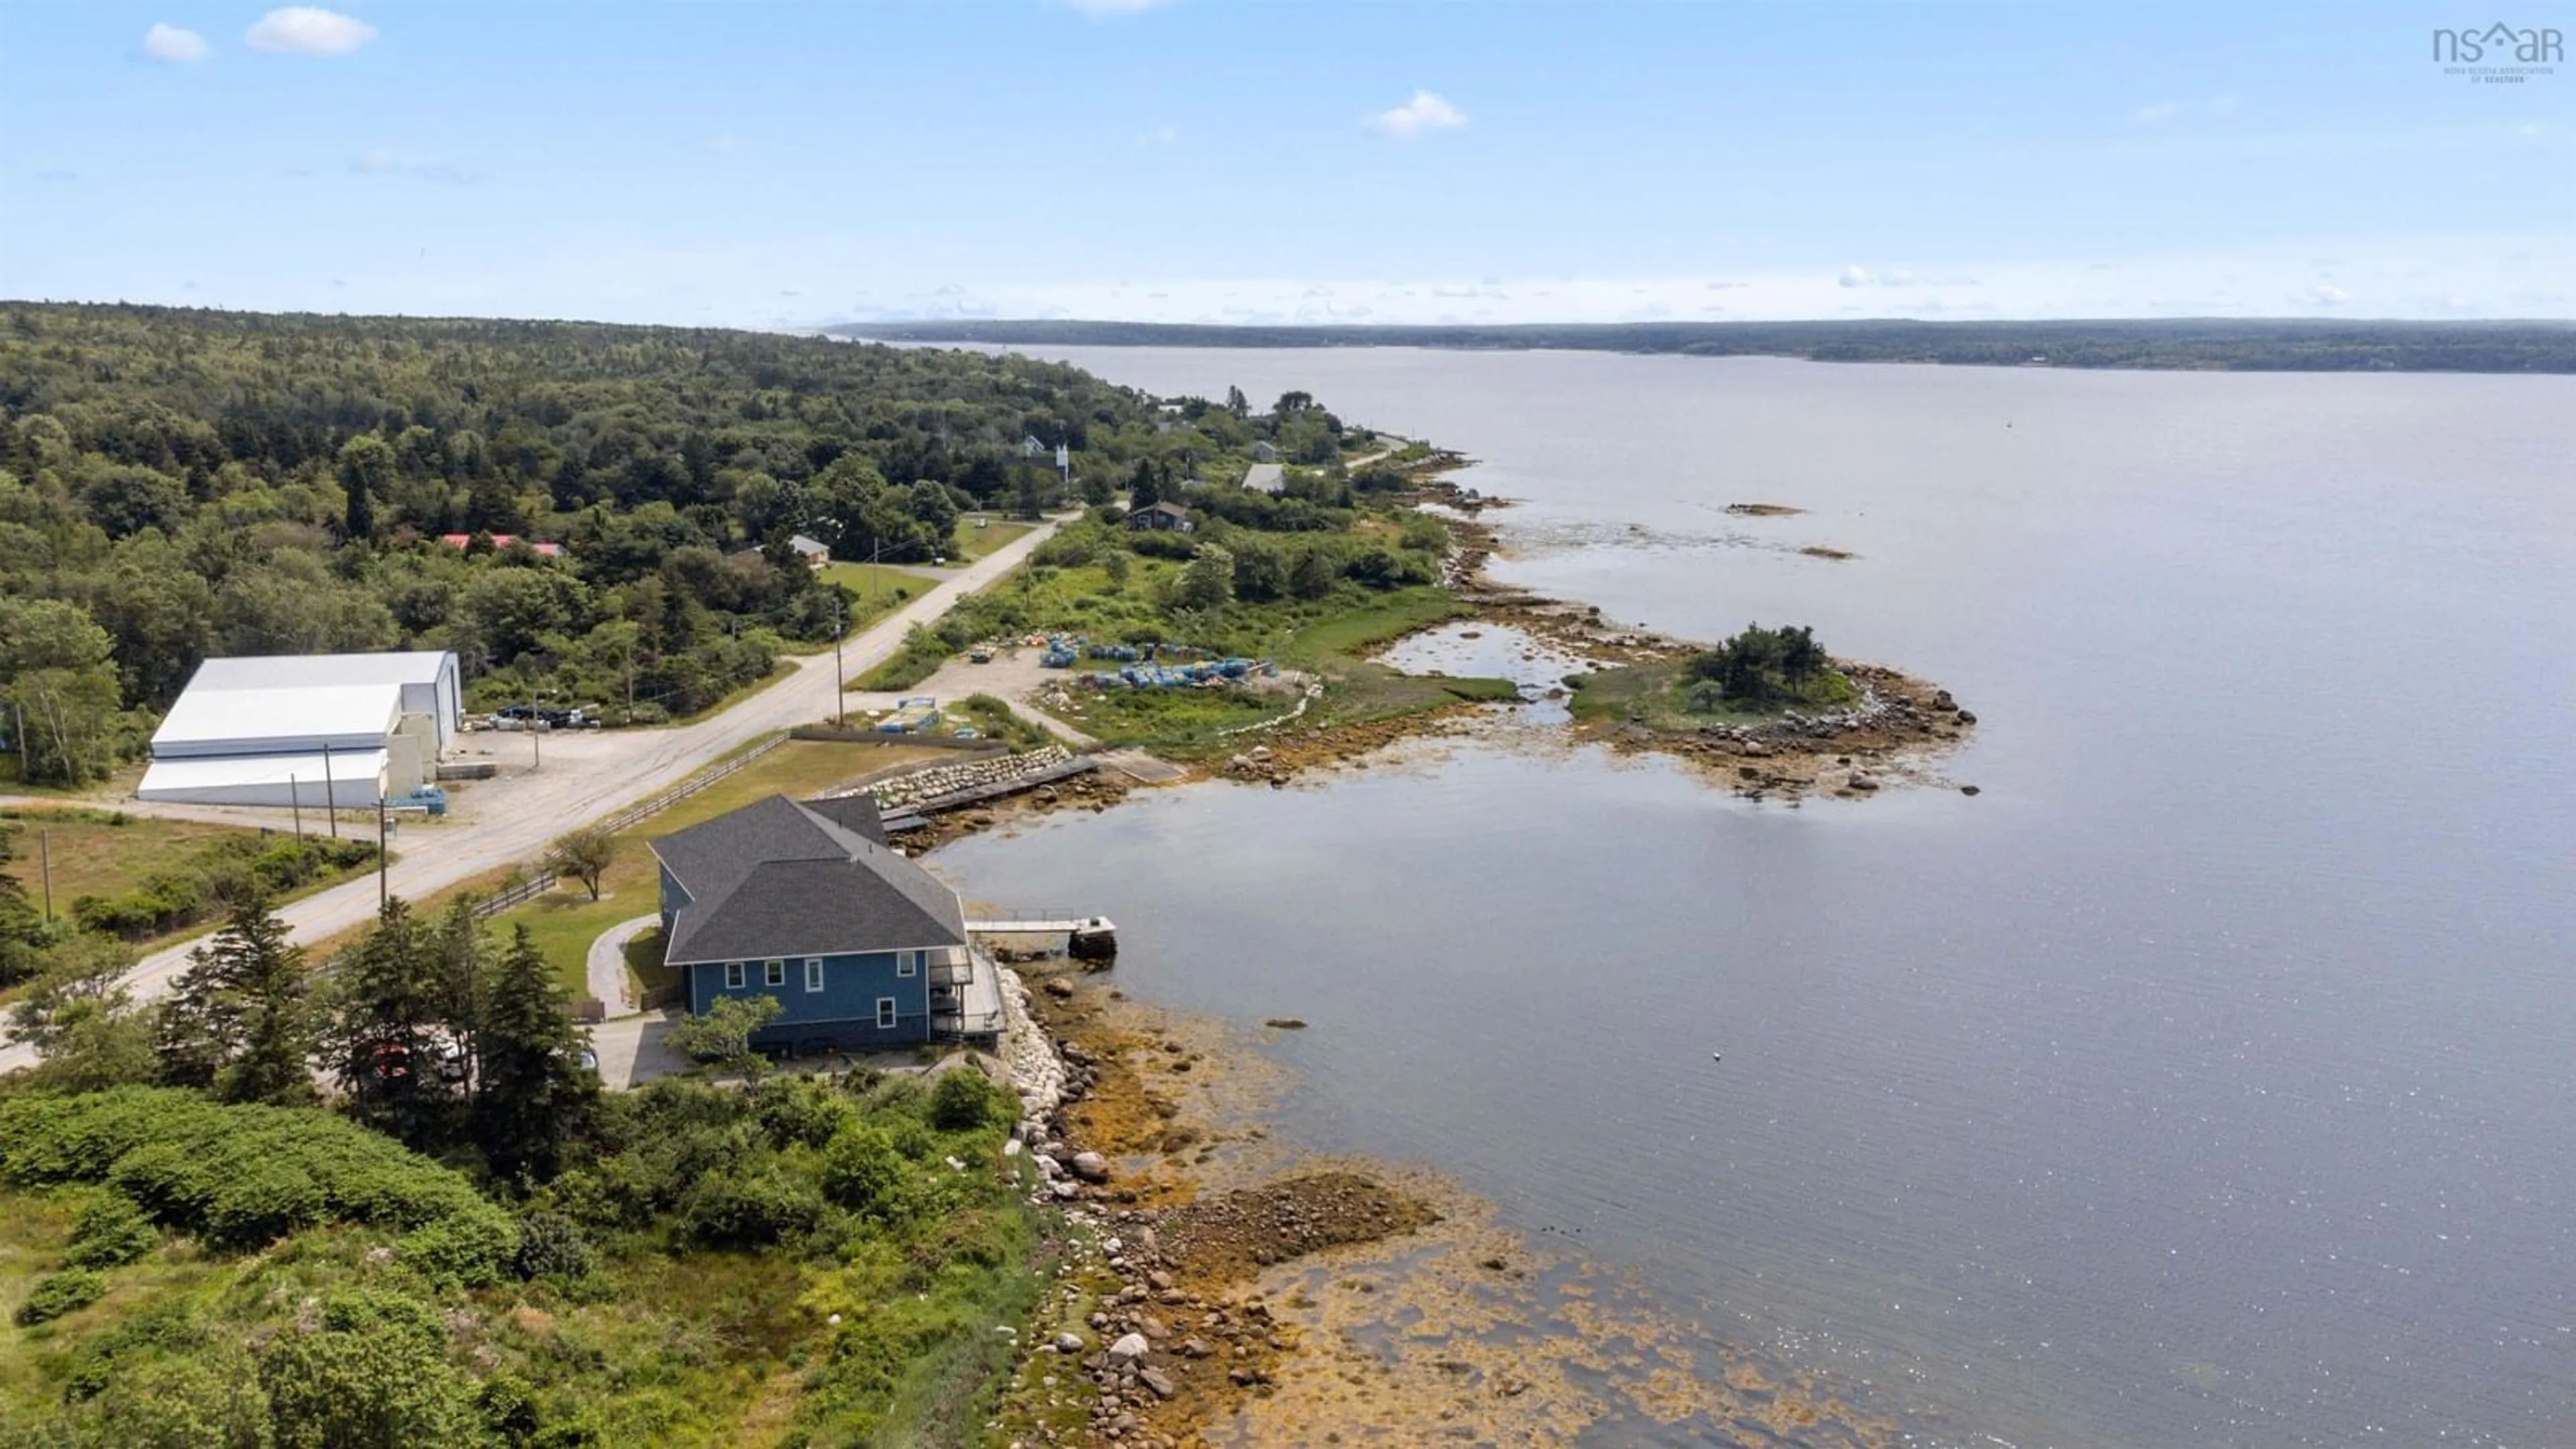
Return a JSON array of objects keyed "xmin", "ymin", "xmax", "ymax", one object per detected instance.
[{"xmin": 833, "ymin": 317, "xmax": 2576, "ymax": 374}]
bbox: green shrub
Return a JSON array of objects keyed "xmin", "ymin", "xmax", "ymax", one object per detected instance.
[
  {"xmin": 749, "ymin": 1074, "xmax": 853, "ymax": 1150},
  {"xmin": 63, "ymin": 1188, "xmax": 160, "ymax": 1269},
  {"xmin": 15, "ymin": 1267, "xmax": 108, "ymax": 1326},
  {"xmin": 398, "ymin": 1209, "xmax": 520, "ymax": 1288},
  {"xmin": 678, "ymin": 1163, "xmax": 826, "ymax": 1248},
  {"xmin": 511, "ymin": 1212, "xmax": 594, "ymax": 1281},
  {"xmin": 0, "ymin": 1087, "xmax": 506, "ymax": 1256},
  {"xmin": 819, "ymin": 1124, "xmax": 906, "ymax": 1216},
  {"xmin": 77, "ymin": 1342, "xmax": 274, "ymax": 1449},
  {"xmin": 927, "ymin": 1069, "xmax": 1008, "ymax": 1133},
  {"xmin": 260, "ymin": 1290, "xmax": 476, "ymax": 1449}
]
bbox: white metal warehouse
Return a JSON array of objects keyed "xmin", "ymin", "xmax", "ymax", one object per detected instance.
[{"xmin": 137, "ymin": 651, "xmax": 462, "ymax": 808}]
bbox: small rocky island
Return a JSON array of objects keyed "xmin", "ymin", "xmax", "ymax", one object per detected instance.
[{"xmin": 1564, "ymin": 622, "xmax": 1978, "ymax": 800}]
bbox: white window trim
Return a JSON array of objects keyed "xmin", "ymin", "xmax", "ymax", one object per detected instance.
[
  {"xmin": 896, "ymin": 950, "xmax": 919, "ymax": 978},
  {"xmin": 764, "ymin": 959, "xmax": 785, "ymax": 987},
  {"xmin": 724, "ymin": 962, "xmax": 745, "ymax": 989},
  {"xmin": 875, "ymin": 996, "xmax": 898, "ymax": 1029},
  {"xmin": 804, "ymin": 958, "xmax": 824, "ymax": 993}
]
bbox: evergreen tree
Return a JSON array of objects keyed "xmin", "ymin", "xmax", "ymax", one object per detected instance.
[
  {"xmin": 326, "ymin": 900, "xmax": 453, "ymax": 1147},
  {"xmin": 476, "ymin": 925, "xmax": 596, "ymax": 1183},
  {"xmin": 337, "ymin": 434, "xmax": 392, "ymax": 543},
  {"xmin": 427, "ymin": 894, "xmax": 490, "ymax": 1061},
  {"xmin": 1289, "ymin": 547, "xmax": 1338, "ymax": 601},
  {"xmin": 1128, "ymin": 458, "xmax": 1163, "ymax": 512},
  {"xmin": 158, "ymin": 894, "xmax": 315, "ymax": 1104}
]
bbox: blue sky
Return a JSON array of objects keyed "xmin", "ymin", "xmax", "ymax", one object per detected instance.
[{"xmin": 2, "ymin": 1, "xmax": 2569, "ymax": 325}]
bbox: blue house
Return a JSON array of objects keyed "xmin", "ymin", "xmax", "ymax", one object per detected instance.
[{"xmin": 650, "ymin": 794, "xmax": 1002, "ymax": 1051}]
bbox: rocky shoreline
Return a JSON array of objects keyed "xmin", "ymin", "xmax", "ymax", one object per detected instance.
[
  {"xmin": 984, "ymin": 970, "xmax": 1904, "ymax": 1448},
  {"xmin": 985, "ymin": 971, "xmax": 1447, "ymax": 1447}
]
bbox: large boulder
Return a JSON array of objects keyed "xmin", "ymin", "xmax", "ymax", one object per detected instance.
[
  {"xmin": 1108, "ymin": 1332, "xmax": 1150, "ymax": 1364},
  {"xmin": 1071, "ymin": 1150, "xmax": 1111, "ymax": 1183}
]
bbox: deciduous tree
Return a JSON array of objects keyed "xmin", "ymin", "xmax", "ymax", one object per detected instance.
[
  {"xmin": 544, "ymin": 824, "xmax": 618, "ymax": 902},
  {"xmin": 1175, "ymin": 543, "xmax": 1235, "ymax": 614},
  {"xmin": 0, "ymin": 596, "xmax": 124, "ymax": 786}
]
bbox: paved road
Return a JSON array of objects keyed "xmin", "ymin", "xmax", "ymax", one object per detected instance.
[{"xmin": 0, "ymin": 515, "xmax": 1069, "ymax": 1075}]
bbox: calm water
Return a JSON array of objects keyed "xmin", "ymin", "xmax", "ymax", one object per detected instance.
[{"xmin": 938, "ymin": 349, "xmax": 2576, "ymax": 1446}]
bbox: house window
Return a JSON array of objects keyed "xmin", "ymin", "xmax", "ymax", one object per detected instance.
[
  {"xmin": 765, "ymin": 959, "xmax": 785, "ymax": 987},
  {"xmin": 876, "ymin": 997, "xmax": 898, "ymax": 1030},
  {"xmin": 896, "ymin": 951, "xmax": 919, "ymax": 978},
  {"xmin": 724, "ymin": 962, "xmax": 745, "ymax": 989},
  {"xmin": 805, "ymin": 958, "xmax": 824, "ymax": 993}
]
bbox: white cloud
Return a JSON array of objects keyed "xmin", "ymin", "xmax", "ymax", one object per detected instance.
[
  {"xmin": 1065, "ymin": 0, "xmax": 1177, "ymax": 17},
  {"xmin": 1882, "ymin": 268, "xmax": 1918, "ymax": 287},
  {"xmin": 2133, "ymin": 100, "xmax": 2182, "ymax": 125},
  {"xmin": 1837, "ymin": 266, "xmax": 1871, "ymax": 288},
  {"xmin": 2311, "ymin": 284, "xmax": 2351, "ymax": 306},
  {"xmin": 1368, "ymin": 91, "xmax": 1466, "ymax": 140},
  {"xmin": 1140, "ymin": 125, "xmax": 1177, "ymax": 147},
  {"xmin": 142, "ymin": 23, "xmax": 209, "ymax": 62},
  {"xmin": 246, "ymin": 7, "xmax": 376, "ymax": 55},
  {"xmin": 705, "ymin": 132, "xmax": 739, "ymax": 154}
]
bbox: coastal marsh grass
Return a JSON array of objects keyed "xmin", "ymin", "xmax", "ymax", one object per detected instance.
[{"xmin": 1568, "ymin": 659, "xmax": 1860, "ymax": 731}]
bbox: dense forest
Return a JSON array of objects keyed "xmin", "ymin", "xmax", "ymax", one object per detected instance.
[
  {"xmin": 0, "ymin": 303, "xmax": 1224, "ymax": 784},
  {"xmin": 837, "ymin": 317, "xmax": 2576, "ymax": 373}
]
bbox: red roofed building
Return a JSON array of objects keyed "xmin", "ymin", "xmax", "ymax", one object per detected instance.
[{"xmin": 437, "ymin": 533, "xmax": 564, "ymax": 557}]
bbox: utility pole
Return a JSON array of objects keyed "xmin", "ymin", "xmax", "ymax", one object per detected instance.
[
  {"xmin": 833, "ymin": 586, "xmax": 847, "ymax": 728},
  {"xmin": 290, "ymin": 774, "xmax": 304, "ymax": 845},
  {"xmin": 377, "ymin": 796, "xmax": 389, "ymax": 909},
  {"xmin": 321, "ymin": 743, "xmax": 337, "ymax": 839},
  {"xmin": 38, "ymin": 828, "xmax": 51, "ymax": 922}
]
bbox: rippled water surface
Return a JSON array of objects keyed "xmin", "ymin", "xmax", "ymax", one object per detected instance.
[{"xmin": 935, "ymin": 349, "xmax": 2576, "ymax": 1446}]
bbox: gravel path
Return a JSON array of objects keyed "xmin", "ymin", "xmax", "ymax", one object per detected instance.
[{"xmin": 587, "ymin": 914, "xmax": 660, "ymax": 1018}]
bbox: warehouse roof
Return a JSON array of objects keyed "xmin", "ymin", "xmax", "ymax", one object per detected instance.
[
  {"xmin": 186, "ymin": 651, "xmax": 455, "ymax": 692},
  {"xmin": 152, "ymin": 683, "xmax": 407, "ymax": 755}
]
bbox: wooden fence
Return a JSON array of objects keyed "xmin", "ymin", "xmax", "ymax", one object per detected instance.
[{"xmin": 470, "ymin": 734, "xmax": 788, "ymax": 922}]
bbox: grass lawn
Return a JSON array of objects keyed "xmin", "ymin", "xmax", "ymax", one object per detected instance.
[
  {"xmin": 810, "ymin": 562, "xmax": 922, "ymax": 641},
  {"xmin": 486, "ymin": 739, "xmax": 954, "ymax": 1004},
  {"xmin": 951, "ymin": 516, "xmax": 1034, "ymax": 562}
]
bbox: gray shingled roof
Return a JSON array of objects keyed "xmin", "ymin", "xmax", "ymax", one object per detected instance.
[
  {"xmin": 796, "ymin": 794, "xmax": 888, "ymax": 845},
  {"xmin": 651, "ymin": 795, "xmax": 963, "ymax": 965}
]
